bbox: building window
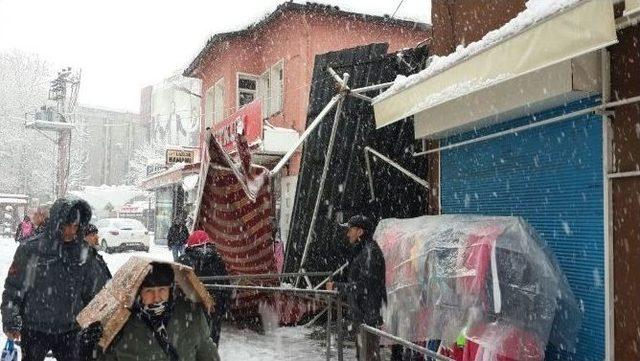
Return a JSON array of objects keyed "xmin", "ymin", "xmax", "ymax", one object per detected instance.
[
  {"xmin": 213, "ymin": 78, "xmax": 225, "ymax": 123},
  {"xmin": 270, "ymin": 61, "xmax": 284, "ymax": 115},
  {"xmin": 256, "ymin": 60, "xmax": 284, "ymax": 119},
  {"xmin": 237, "ymin": 74, "xmax": 257, "ymax": 109},
  {"xmin": 204, "ymin": 86, "xmax": 214, "ymax": 124},
  {"xmin": 258, "ymin": 71, "xmax": 271, "ymax": 118}
]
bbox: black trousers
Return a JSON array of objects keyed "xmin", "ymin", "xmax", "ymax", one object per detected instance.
[{"xmin": 21, "ymin": 329, "xmax": 78, "ymax": 361}]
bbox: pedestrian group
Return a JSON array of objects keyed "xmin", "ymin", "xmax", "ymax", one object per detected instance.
[{"xmin": 3, "ymin": 196, "xmax": 387, "ymax": 361}]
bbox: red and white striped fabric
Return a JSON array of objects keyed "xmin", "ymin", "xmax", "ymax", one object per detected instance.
[{"xmin": 195, "ymin": 134, "xmax": 278, "ymax": 319}]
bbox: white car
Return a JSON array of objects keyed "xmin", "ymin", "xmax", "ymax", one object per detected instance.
[{"xmin": 95, "ymin": 218, "xmax": 150, "ymax": 253}]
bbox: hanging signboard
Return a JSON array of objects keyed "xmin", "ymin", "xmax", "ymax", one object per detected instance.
[
  {"xmin": 212, "ymin": 99, "xmax": 263, "ymax": 153},
  {"xmin": 166, "ymin": 149, "xmax": 195, "ymax": 165}
]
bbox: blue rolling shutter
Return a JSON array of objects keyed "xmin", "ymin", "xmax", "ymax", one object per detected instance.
[{"xmin": 440, "ymin": 98, "xmax": 604, "ymax": 361}]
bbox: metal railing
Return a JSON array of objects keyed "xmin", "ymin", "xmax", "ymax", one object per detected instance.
[
  {"xmin": 204, "ymin": 283, "xmax": 345, "ymax": 361},
  {"xmin": 359, "ymin": 325, "xmax": 455, "ymax": 361}
]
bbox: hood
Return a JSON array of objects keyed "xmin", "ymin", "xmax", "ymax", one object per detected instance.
[{"xmin": 46, "ymin": 196, "xmax": 93, "ymax": 242}]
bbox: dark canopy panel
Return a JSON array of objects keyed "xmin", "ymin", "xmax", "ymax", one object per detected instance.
[{"xmin": 284, "ymin": 43, "xmax": 430, "ymax": 274}]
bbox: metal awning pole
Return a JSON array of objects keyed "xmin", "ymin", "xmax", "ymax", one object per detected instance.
[
  {"xmin": 364, "ymin": 146, "xmax": 429, "ymax": 191},
  {"xmin": 296, "ymin": 91, "xmax": 347, "ymax": 287},
  {"xmin": 326, "ymin": 296, "xmax": 333, "ymax": 361},
  {"xmin": 348, "ymin": 92, "xmax": 373, "ymax": 102},
  {"xmin": 607, "ymin": 170, "xmax": 640, "ymax": 179},
  {"xmin": 351, "ymin": 81, "xmax": 395, "ymax": 94},
  {"xmin": 364, "ymin": 148, "xmax": 376, "ymax": 201},
  {"xmin": 414, "ymin": 94, "xmax": 640, "ymax": 157},
  {"xmin": 314, "ymin": 262, "xmax": 349, "ymax": 290},
  {"xmin": 336, "ymin": 299, "xmax": 344, "ymax": 361},
  {"xmin": 270, "ymin": 94, "xmax": 342, "ymax": 176}
]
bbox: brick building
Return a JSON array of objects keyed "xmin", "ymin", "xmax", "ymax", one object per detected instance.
[{"xmin": 184, "ymin": 2, "xmax": 430, "ymax": 242}]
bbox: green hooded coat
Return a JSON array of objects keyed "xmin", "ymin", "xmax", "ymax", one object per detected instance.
[{"xmin": 100, "ymin": 297, "xmax": 220, "ymax": 361}]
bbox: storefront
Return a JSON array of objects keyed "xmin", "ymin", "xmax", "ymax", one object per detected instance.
[
  {"xmin": 141, "ymin": 158, "xmax": 200, "ymax": 245},
  {"xmin": 372, "ymin": 1, "xmax": 617, "ymax": 359}
]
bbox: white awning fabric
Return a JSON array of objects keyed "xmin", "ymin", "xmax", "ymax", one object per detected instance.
[
  {"xmin": 372, "ymin": 0, "xmax": 617, "ymax": 136},
  {"xmin": 625, "ymin": 0, "xmax": 640, "ymax": 16}
]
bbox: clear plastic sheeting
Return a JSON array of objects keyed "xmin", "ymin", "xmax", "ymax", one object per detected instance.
[{"xmin": 375, "ymin": 215, "xmax": 580, "ymax": 360}]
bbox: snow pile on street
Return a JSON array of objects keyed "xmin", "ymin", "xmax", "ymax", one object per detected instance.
[
  {"xmin": 217, "ymin": 325, "xmax": 355, "ymax": 361},
  {"xmin": 374, "ymin": 0, "xmax": 581, "ymax": 102},
  {"xmin": 69, "ymin": 185, "xmax": 148, "ymax": 218}
]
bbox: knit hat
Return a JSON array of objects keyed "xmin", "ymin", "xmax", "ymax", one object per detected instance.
[
  {"xmin": 84, "ymin": 223, "xmax": 98, "ymax": 236},
  {"xmin": 141, "ymin": 263, "xmax": 175, "ymax": 288},
  {"xmin": 186, "ymin": 230, "xmax": 213, "ymax": 248}
]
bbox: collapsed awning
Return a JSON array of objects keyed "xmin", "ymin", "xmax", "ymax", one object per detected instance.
[
  {"xmin": 140, "ymin": 163, "xmax": 201, "ymax": 191},
  {"xmin": 373, "ymin": 0, "xmax": 617, "ymax": 138}
]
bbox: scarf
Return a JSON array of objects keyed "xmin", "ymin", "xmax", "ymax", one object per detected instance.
[{"xmin": 133, "ymin": 297, "xmax": 179, "ymax": 361}]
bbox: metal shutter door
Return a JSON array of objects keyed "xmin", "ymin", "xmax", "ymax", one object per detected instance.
[{"xmin": 441, "ymin": 101, "xmax": 604, "ymax": 361}]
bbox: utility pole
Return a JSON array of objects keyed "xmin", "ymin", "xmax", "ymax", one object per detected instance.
[{"xmin": 26, "ymin": 67, "xmax": 81, "ymax": 198}]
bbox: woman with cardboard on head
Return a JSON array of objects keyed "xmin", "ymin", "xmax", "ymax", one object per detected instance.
[{"xmin": 76, "ymin": 257, "xmax": 220, "ymax": 361}]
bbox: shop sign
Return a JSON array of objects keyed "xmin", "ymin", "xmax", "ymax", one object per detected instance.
[
  {"xmin": 166, "ymin": 149, "xmax": 195, "ymax": 165},
  {"xmin": 212, "ymin": 99, "xmax": 263, "ymax": 153}
]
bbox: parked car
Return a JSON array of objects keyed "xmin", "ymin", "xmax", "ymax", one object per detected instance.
[{"xmin": 95, "ymin": 218, "xmax": 150, "ymax": 253}]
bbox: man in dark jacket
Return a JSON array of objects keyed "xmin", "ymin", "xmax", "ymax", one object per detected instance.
[
  {"xmin": 178, "ymin": 230, "xmax": 229, "ymax": 345},
  {"xmin": 328, "ymin": 215, "xmax": 386, "ymax": 361},
  {"xmin": 167, "ymin": 219, "xmax": 189, "ymax": 261},
  {"xmin": 1, "ymin": 196, "xmax": 110, "ymax": 361},
  {"xmin": 84, "ymin": 223, "xmax": 112, "ymax": 279}
]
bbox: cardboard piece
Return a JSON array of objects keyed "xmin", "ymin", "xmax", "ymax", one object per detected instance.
[{"xmin": 76, "ymin": 257, "xmax": 215, "ymax": 350}]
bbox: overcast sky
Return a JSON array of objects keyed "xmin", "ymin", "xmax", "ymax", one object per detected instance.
[{"xmin": 0, "ymin": 0, "xmax": 431, "ymax": 112}]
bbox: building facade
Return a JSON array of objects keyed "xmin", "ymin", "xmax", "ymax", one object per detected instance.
[
  {"xmin": 138, "ymin": 73, "xmax": 204, "ymax": 244},
  {"xmin": 369, "ymin": 0, "xmax": 640, "ymax": 359},
  {"xmin": 142, "ymin": 72, "xmax": 202, "ymax": 148},
  {"xmin": 74, "ymin": 106, "xmax": 145, "ymax": 186},
  {"xmin": 184, "ymin": 2, "xmax": 430, "ymax": 243}
]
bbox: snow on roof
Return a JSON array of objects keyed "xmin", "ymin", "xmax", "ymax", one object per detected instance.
[
  {"xmin": 118, "ymin": 200, "xmax": 152, "ymax": 213},
  {"xmin": 69, "ymin": 185, "xmax": 149, "ymax": 213},
  {"xmin": 374, "ymin": 0, "xmax": 581, "ymax": 103}
]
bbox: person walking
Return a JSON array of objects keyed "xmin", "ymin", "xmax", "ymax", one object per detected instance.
[
  {"xmin": 13, "ymin": 215, "xmax": 34, "ymax": 243},
  {"xmin": 31, "ymin": 205, "xmax": 50, "ymax": 236},
  {"xmin": 177, "ymin": 230, "xmax": 229, "ymax": 345},
  {"xmin": 167, "ymin": 219, "xmax": 189, "ymax": 261},
  {"xmin": 78, "ymin": 263, "xmax": 220, "ymax": 361},
  {"xmin": 84, "ymin": 223, "xmax": 112, "ymax": 280},
  {"xmin": 327, "ymin": 215, "xmax": 386, "ymax": 361},
  {"xmin": 1, "ymin": 197, "xmax": 110, "ymax": 361}
]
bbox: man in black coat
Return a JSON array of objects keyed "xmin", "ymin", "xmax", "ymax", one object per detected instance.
[
  {"xmin": 84, "ymin": 223, "xmax": 112, "ymax": 280},
  {"xmin": 177, "ymin": 230, "xmax": 229, "ymax": 345},
  {"xmin": 167, "ymin": 219, "xmax": 189, "ymax": 261},
  {"xmin": 1, "ymin": 196, "xmax": 110, "ymax": 361},
  {"xmin": 328, "ymin": 215, "xmax": 386, "ymax": 361}
]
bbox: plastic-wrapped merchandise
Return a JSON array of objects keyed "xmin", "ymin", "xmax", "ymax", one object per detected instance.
[{"xmin": 375, "ymin": 215, "xmax": 580, "ymax": 361}]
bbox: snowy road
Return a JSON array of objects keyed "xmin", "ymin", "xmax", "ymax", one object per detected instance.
[{"xmin": 0, "ymin": 238, "xmax": 355, "ymax": 360}]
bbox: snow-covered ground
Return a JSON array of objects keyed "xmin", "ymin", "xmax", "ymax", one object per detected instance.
[{"xmin": 0, "ymin": 237, "xmax": 354, "ymax": 360}]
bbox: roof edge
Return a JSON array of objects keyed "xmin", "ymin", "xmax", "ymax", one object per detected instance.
[{"xmin": 183, "ymin": 1, "xmax": 431, "ymax": 77}]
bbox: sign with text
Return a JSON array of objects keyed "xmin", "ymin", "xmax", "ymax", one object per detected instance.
[
  {"xmin": 166, "ymin": 149, "xmax": 195, "ymax": 165},
  {"xmin": 212, "ymin": 99, "xmax": 262, "ymax": 153}
]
